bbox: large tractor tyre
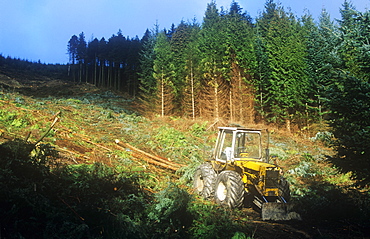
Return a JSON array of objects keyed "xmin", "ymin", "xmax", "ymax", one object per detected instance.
[
  {"xmin": 279, "ymin": 177, "xmax": 291, "ymax": 202},
  {"xmin": 193, "ymin": 163, "xmax": 217, "ymax": 199},
  {"xmin": 214, "ymin": 170, "xmax": 245, "ymax": 208}
]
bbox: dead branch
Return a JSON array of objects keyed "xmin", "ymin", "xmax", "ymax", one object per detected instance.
[
  {"xmin": 131, "ymin": 151, "xmax": 179, "ymax": 171},
  {"xmin": 72, "ymin": 133, "xmax": 112, "ymax": 151},
  {"xmin": 207, "ymin": 120, "xmax": 219, "ymax": 131},
  {"xmin": 35, "ymin": 111, "xmax": 60, "ymax": 145},
  {"xmin": 55, "ymin": 146, "xmax": 87, "ymax": 164},
  {"xmin": 115, "ymin": 139, "xmax": 185, "ymax": 168},
  {"xmin": 115, "ymin": 140, "xmax": 182, "ymax": 171}
]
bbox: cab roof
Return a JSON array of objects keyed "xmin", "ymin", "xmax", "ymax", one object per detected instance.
[{"xmin": 218, "ymin": 127, "xmax": 263, "ymax": 132}]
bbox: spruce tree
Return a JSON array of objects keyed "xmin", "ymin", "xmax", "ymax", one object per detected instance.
[
  {"xmin": 67, "ymin": 35, "xmax": 79, "ymax": 82},
  {"xmin": 138, "ymin": 29, "xmax": 157, "ymax": 112},
  {"xmin": 303, "ymin": 9, "xmax": 340, "ymax": 123},
  {"xmin": 181, "ymin": 21, "xmax": 201, "ymax": 119},
  {"xmin": 198, "ymin": 1, "xmax": 230, "ymax": 122},
  {"xmin": 224, "ymin": 1, "xmax": 256, "ymax": 123},
  {"xmin": 153, "ymin": 31, "xmax": 176, "ymax": 116},
  {"xmin": 256, "ymin": 1, "xmax": 309, "ymax": 130},
  {"xmin": 170, "ymin": 21, "xmax": 192, "ymax": 114},
  {"xmin": 326, "ymin": 4, "xmax": 370, "ymax": 184},
  {"xmin": 87, "ymin": 38, "xmax": 100, "ymax": 86},
  {"xmin": 77, "ymin": 32, "xmax": 87, "ymax": 83}
]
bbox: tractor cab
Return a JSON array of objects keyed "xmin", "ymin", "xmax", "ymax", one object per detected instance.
[{"xmin": 213, "ymin": 127, "xmax": 266, "ymax": 163}]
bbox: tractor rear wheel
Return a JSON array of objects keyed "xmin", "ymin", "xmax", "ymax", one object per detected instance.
[
  {"xmin": 214, "ymin": 170, "xmax": 244, "ymax": 208},
  {"xmin": 193, "ymin": 163, "xmax": 217, "ymax": 199}
]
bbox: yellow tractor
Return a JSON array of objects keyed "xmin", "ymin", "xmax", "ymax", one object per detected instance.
[{"xmin": 193, "ymin": 127, "xmax": 300, "ymax": 220}]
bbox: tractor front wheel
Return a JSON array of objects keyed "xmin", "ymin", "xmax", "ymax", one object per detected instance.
[
  {"xmin": 214, "ymin": 170, "xmax": 244, "ymax": 208},
  {"xmin": 193, "ymin": 163, "xmax": 217, "ymax": 199}
]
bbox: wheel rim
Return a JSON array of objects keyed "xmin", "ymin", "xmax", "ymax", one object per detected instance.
[
  {"xmin": 216, "ymin": 181, "xmax": 227, "ymax": 201},
  {"xmin": 195, "ymin": 175, "xmax": 204, "ymax": 193}
]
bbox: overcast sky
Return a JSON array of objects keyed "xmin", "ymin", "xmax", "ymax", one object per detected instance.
[{"xmin": 0, "ymin": 0, "xmax": 369, "ymax": 64}]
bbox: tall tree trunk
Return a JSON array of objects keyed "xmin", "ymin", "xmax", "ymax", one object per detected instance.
[
  {"xmin": 286, "ymin": 118, "xmax": 291, "ymax": 132},
  {"xmin": 214, "ymin": 81, "xmax": 219, "ymax": 121},
  {"xmin": 117, "ymin": 65, "xmax": 121, "ymax": 91},
  {"xmin": 161, "ymin": 68, "xmax": 165, "ymax": 117},
  {"xmin": 191, "ymin": 61, "xmax": 195, "ymax": 120},
  {"xmin": 79, "ymin": 62, "xmax": 82, "ymax": 83},
  {"xmin": 94, "ymin": 57, "xmax": 97, "ymax": 86},
  {"xmin": 238, "ymin": 70, "xmax": 243, "ymax": 120},
  {"xmin": 85, "ymin": 64, "xmax": 88, "ymax": 83},
  {"xmin": 230, "ymin": 89, "xmax": 233, "ymax": 122}
]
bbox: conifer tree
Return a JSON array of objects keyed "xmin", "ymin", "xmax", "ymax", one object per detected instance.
[
  {"xmin": 153, "ymin": 31, "xmax": 175, "ymax": 116},
  {"xmin": 170, "ymin": 21, "xmax": 192, "ymax": 114},
  {"xmin": 98, "ymin": 37, "xmax": 107, "ymax": 87},
  {"xmin": 77, "ymin": 32, "xmax": 87, "ymax": 83},
  {"xmin": 138, "ymin": 29, "xmax": 157, "ymax": 111},
  {"xmin": 256, "ymin": 1, "xmax": 308, "ymax": 130},
  {"xmin": 338, "ymin": 1, "xmax": 360, "ymax": 76},
  {"xmin": 225, "ymin": 1, "xmax": 256, "ymax": 123},
  {"xmin": 177, "ymin": 21, "xmax": 201, "ymax": 119},
  {"xmin": 67, "ymin": 35, "xmax": 79, "ymax": 81},
  {"xmin": 303, "ymin": 9, "xmax": 340, "ymax": 122},
  {"xmin": 126, "ymin": 36, "xmax": 141, "ymax": 96},
  {"xmin": 67, "ymin": 35, "xmax": 78, "ymax": 65},
  {"xmin": 327, "ymin": 74, "xmax": 370, "ymax": 183},
  {"xmin": 87, "ymin": 38, "xmax": 100, "ymax": 86},
  {"xmin": 326, "ymin": 4, "xmax": 370, "ymax": 183},
  {"xmin": 339, "ymin": 5, "xmax": 370, "ymax": 80},
  {"xmin": 254, "ymin": 33, "xmax": 271, "ymax": 121},
  {"xmin": 198, "ymin": 1, "xmax": 230, "ymax": 122}
]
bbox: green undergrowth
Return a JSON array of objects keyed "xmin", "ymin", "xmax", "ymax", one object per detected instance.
[
  {"xmin": 1, "ymin": 89, "xmax": 370, "ymax": 237},
  {"xmin": 0, "ymin": 138, "xmax": 253, "ymax": 238}
]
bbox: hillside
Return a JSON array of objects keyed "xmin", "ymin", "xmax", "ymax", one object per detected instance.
[{"xmin": 1, "ymin": 69, "xmax": 369, "ymax": 238}]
